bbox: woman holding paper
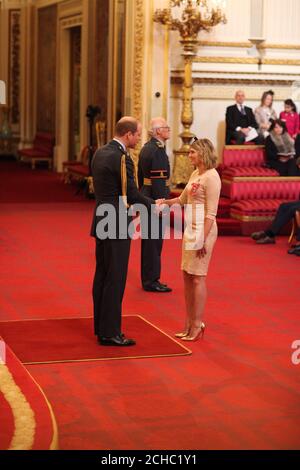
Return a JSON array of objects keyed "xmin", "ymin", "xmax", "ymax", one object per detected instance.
[
  {"xmin": 162, "ymin": 139, "xmax": 221, "ymax": 341},
  {"xmin": 255, "ymin": 90, "xmax": 277, "ymax": 138}
]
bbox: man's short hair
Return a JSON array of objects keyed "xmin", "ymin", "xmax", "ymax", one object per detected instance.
[{"xmin": 115, "ymin": 117, "xmax": 138, "ymax": 137}]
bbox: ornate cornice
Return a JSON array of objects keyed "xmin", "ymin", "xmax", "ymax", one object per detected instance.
[
  {"xmin": 60, "ymin": 14, "xmax": 82, "ymax": 28},
  {"xmin": 194, "ymin": 56, "xmax": 300, "ymax": 66},
  {"xmin": 198, "ymin": 40, "xmax": 300, "ymax": 50}
]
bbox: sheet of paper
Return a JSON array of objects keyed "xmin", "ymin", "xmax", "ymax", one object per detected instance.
[{"xmin": 245, "ymin": 127, "xmax": 258, "ymax": 142}]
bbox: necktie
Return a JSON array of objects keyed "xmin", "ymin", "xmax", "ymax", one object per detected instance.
[{"xmin": 241, "ymin": 106, "xmax": 246, "ymax": 116}]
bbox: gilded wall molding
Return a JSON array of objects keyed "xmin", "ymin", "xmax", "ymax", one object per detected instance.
[
  {"xmin": 198, "ymin": 40, "xmax": 250, "ymax": 48},
  {"xmin": 171, "ymin": 85, "xmax": 294, "ymax": 101},
  {"xmin": 132, "ymin": 0, "xmax": 144, "ymax": 123},
  {"xmin": 172, "ymin": 69, "xmax": 300, "ymax": 77},
  {"xmin": 198, "ymin": 40, "xmax": 300, "ymax": 50},
  {"xmin": 194, "ymin": 56, "xmax": 300, "ymax": 66},
  {"xmin": 171, "ymin": 77, "xmax": 295, "ymax": 86}
]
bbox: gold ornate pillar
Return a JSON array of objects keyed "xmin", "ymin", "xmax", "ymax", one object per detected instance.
[
  {"xmin": 172, "ymin": 38, "xmax": 198, "ymax": 185},
  {"xmin": 154, "ymin": 0, "xmax": 227, "ymax": 187}
]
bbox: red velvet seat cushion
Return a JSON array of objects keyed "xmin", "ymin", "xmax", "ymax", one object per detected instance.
[
  {"xmin": 18, "ymin": 148, "xmax": 52, "ymax": 158},
  {"xmin": 222, "ymin": 167, "xmax": 278, "ymax": 177},
  {"xmin": 62, "ymin": 161, "xmax": 79, "ymax": 167},
  {"xmin": 66, "ymin": 164, "xmax": 89, "ymax": 177},
  {"xmin": 231, "ymin": 199, "xmax": 292, "ymax": 217},
  {"xmin": 230, "ymin": 180, "xmax": 300, "ymax": 201},
  {"xmin": 222, "ymin": 148, "xmax": 265, "ymax": 167},
  {"xmin": 18, "ymin": 133, "xmax": 54, "ymax": 159}
]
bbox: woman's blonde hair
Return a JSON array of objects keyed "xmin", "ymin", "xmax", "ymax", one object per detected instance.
[{"xmin": 190, "ymin": 138, "xmax": 217, "ymax": 169}]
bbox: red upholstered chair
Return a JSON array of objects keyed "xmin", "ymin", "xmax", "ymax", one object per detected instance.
[
  {"xmin": 18, "ymin": 133, "xmax": 55, "ymax": 169},
  {"xmin": 63, "ymin": 146, "xmax": 91, "ymax": 183},
  {"xmin": 63, "ymin": 146, "xmax": 95, "ymax": 196}
]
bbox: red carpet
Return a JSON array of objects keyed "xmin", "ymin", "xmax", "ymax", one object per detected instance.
[
  {"xmin": 0, "ymin": 316, "xmax": 191, "ymax": 364},
  {"xmin": 0, "ymin": 341, "xmax": 58, "ymax": 450},
  {"xmin": 1, "ymin": 160, "xmax": 300, "ymax": 449},
  {"xmin": 0, "ymin": 160, "xmax": 91, "ymax": 203}
]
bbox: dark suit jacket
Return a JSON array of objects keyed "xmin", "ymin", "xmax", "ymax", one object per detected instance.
[
  {"xmin": 225, "ymin": 104, "xmax": 258, "ymax": 144},
  {"xmin": 90, "ymin": 140, "xmax": 154, "ymax": 239},
  {"xmin": 265, "ymin": 136, "xmax": 280, "ymax": 164}
]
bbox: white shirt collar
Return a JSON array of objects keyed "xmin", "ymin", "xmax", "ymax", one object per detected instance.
[{"xmin": 113, "ymin": 138, "xmax": 127, "ymax": 152}]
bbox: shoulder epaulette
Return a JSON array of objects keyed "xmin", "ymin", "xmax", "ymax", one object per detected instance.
[{"xmin": 156, "ymin": 141, "xmax": 164, "ymax": 148}]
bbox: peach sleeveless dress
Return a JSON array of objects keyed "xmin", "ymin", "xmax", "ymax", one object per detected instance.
[{"xmin": 179, "ymin": 168, "xmax": 221, "ymax": 276}]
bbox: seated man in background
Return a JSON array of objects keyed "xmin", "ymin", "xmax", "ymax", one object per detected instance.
[
  {"xmin": 226, "ymin": 90, "xmax": 264, "ymax": 145},
  {"xmin": 251, "ymin": 200, "xmax": 300, "ymax": 255}
]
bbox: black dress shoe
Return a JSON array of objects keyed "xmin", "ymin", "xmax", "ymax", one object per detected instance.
[
  {"xmin": 157, "ymin": 281, "xmax": 170, "ymax": 288},
  {"xmin": 98, "ymin": 335, "xmax": 136, "ymax": 346},
  {"xmin": 251, "ymin": 231, "xmax": 266, "ymax": 241},
  {"xmin": 288, "ymin": 245, "xmax": 300, "ymax": 255},
  {"xmin": 256, "ymin": 236, "xmax": 275, "ymax": 245},
  {"xmin": 143, "ymin": 282, "xmax": 172, "ymax": 293}
]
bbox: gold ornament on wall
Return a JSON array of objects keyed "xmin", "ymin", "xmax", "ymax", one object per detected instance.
[{"xmin": 154, "ymin": 0, "xmax": 227, "ymax": 186}]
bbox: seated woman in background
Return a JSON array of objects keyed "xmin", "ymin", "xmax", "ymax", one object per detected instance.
[
  {"xmin": 280, "ymin": 99, "xmax": 299, "ymax": 139},
  {"xmin": 255, "ymin": 90, "xmax": 277, "ymax": 138},
  {"xmin": 265, "ymin": 119, "xmax": 298, "ymax": 176}
]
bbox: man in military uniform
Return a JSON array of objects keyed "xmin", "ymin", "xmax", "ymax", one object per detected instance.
[
  {"xmin": 138, "ymin": 117, "xmax": 172, "ymax": 293},
  {"xmin": 91, "ymin": 117, "xmax": 155, "ymax": 346}
]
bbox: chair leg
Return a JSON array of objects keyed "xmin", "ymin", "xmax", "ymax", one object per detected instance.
[{"xmin": 289, "ymin": 220, "xmax": 296, "ymax": 245}]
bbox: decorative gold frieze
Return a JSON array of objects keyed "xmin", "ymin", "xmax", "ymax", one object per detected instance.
[
  {"xmin": 60, "ymin": 14, "xmax": 82, "ymax": 29},
  {"xmin": 171, "ymin": 77, "xmax": 295, "ymax": 86},
  {"xmin": 198, "ymin": 40, "xmax": 300, "ymax": 50},
  {"xmin": 194, "ymin": 56, "xmax": 300, "ymax": 66}
]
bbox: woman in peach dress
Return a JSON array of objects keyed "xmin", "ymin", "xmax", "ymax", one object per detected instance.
[{"xmin": 163, "ymin": 139, "xmax": 221, "ymax": 341}]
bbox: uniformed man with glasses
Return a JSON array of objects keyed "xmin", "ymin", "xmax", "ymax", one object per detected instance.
[{"xmin": 138, "ymin": 117, "xmax": 172, "ymax": 293}]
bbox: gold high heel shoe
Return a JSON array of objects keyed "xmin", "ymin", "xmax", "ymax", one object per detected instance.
[
  {"xmin": 174, "ymin": 331, "xmax": 190, "ymax": 338},
  {"xmin": 181, "ymin": 322, "xmax": 205, "ymax": 342}
]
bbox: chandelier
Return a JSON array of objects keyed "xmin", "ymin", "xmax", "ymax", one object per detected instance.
[{"xmin": 154, "ymin": 0, "xmax": 227, "ymax": 40}]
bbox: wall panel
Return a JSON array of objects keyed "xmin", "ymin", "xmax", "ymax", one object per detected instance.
[{"xmin": 36, "ymin": 4, "xmax": 57, "ymax": 134}]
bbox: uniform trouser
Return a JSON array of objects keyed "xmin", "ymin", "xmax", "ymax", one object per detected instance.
[
  {"xmin": 93, "ymin": 237, "xmax": 131, "ymax": 337},
  {"xmin": 266, "ymin": 201, "xmax": 300, "ymax": 240},
  {"xmin": 141, "ymin": 213, "xmax": 165, "ymax": 287}
]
